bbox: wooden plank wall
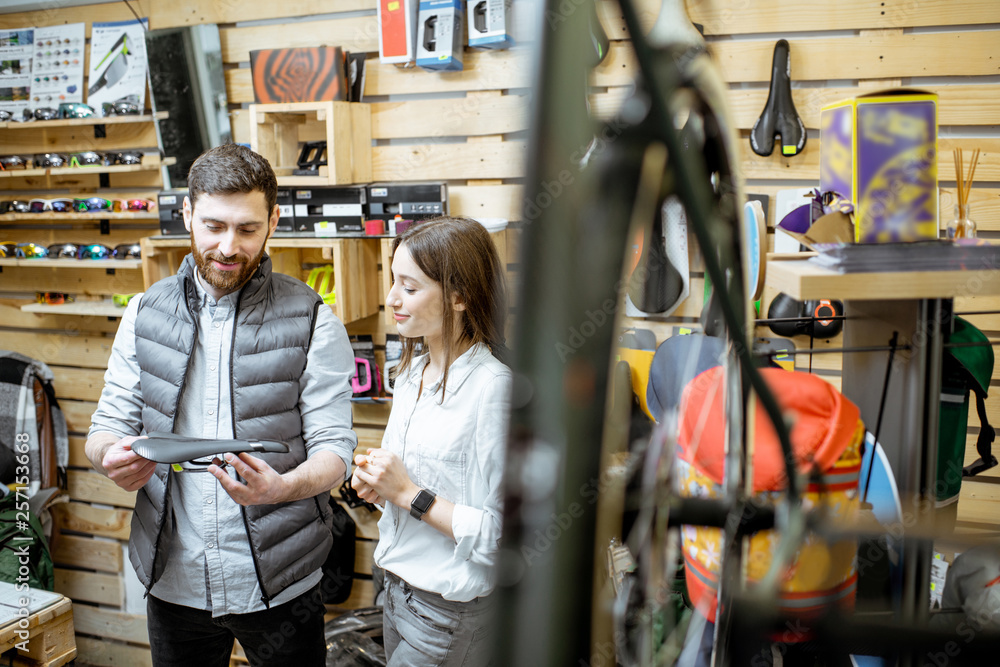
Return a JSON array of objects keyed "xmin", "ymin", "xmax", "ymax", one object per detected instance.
[{"xmin": 1, "ymin": 0, "xmax": 999, "ymax": 664}]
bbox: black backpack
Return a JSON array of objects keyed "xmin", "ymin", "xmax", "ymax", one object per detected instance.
[{"xmin": 321, "ymin": 493, "xmax": 357, "ymax": 604}]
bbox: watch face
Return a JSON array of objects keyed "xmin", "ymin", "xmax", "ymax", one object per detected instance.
[{"xmin": 410, "ymin": 489, "xmax": 436, "ymax": 519}]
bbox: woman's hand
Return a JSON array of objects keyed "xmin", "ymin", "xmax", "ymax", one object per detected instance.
[{"xmin": 351, "ymin": 448, "xmax": 419, "ymax": 509}]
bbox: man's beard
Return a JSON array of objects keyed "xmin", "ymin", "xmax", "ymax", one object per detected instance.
[{"xmin": 191, "ymin": 240, "xmax": 267, "ymax": 294}]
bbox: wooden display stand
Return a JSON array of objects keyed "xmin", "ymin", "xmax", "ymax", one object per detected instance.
[
  {"xmin": 766, "ymin": 255, "xmax": 1000, "ymax": 642},
  {"xmin": 140, "ymin": 235, "xmax": 380, "ymax": 325},
  {"xmin": 249, "ymin": 102, "xmax": 372, "ymax": 186},
  {"xmin": 0, "ymin": 597, "xmax": 76, "ymax": 667}
]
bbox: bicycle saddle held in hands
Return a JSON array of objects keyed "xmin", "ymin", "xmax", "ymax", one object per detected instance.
[{"xmin": 132, "ymin": 432, "xmax": 289, "ymax": 466}]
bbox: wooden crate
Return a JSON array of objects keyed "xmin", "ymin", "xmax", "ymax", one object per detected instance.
[
  {"xmin": 0, "ymin": 597, "xmax": 76, "ymax": 667},
  {"xmin": 248, "ymin": 102, "xmax": 372, "ymax": 186}
]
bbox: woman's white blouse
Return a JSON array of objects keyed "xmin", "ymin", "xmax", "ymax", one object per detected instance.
[{"xmin": 374, "ymin": 343, "xmax": 511, "ymax": 602}]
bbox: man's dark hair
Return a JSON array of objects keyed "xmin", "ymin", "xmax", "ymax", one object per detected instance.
[{"xmin": 187, "ymin": 144, "xmax": 278, "ymax": 215}]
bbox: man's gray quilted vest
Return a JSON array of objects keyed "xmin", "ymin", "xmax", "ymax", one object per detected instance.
[{"xmin": 129, "ymin": 253, "xmax": 333, "ymax": 605}]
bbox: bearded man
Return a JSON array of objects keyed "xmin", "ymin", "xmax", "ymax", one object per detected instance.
[{"xmin": 86, "ymin": 144, "xmax": 357, "ymax": 667}]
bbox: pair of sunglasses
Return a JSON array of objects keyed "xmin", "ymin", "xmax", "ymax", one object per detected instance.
[
  {"xmin": 58, "ymin": 103, "xmax": 95, "ymax": 119},
  {"xmin": 77, "ymin": 243, "xmax": 113, "ymax": 260},
  {"xmin": 29, "ymin": 198, "xmax": 75, "ymax": 213},
  {"xmin": 113, "ymin": 243, "xmax": 141, "ymax": 259},
  {"xmin": 73, "ymin": 197, "xmax": 112, "ymax": 212},
  {"xmin": 47, "ymin": 243, "xmax": 80, "ymax": 259},
  {"xmin": 4, "ymin": 200, "xmax": 31, "ymax": 213},
  {"xmin": 102, "ymin": 95, "xmax": 141, "ymax": 116},
  {"xmin": 35, "ymin": 292, "xmax": 73, "ymax": 305},
  {"xmin": 113, "ymin": 199, "xmax": 155, "ymax": 212},
  {"xmin": 15, "ymin": 243, "xmax": 49, "ymax": 259}
]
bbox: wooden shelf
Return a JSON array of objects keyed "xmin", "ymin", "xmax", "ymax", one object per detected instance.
[
  {"xmin": 0, "ymin": 258, "xmax": 142, "ymax": 269},
  {"xmin": 0, "ymin": 157, "xmax": 175, "ymax": 179},
  {"xmin": 765, "ymin": 257, "xmax": 1000, "ymax": 300},
  {"xmin": 21, "ymin": 300, "xmax": 127, "ymax": 317},
  {"xmin": 0, "ymin": 111, "xmax": 167, "ymax": 130},
  {"xmin": 0, "ymin": 212, "xmax": 158, "ymax": 221},
  {"xmin": 140, "ymin": 235, "xmax": 380, "ymax": 325}
]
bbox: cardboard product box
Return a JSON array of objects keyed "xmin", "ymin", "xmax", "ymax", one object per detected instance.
[
  {"xmin": 820, "ymin": 89, "xmax": 938, "ymax": 243},
  {"xmin": 293, "ymin": 186, "xmax": 366, "ymax": 234},
  {"xmin": 366, "ymin": 182, "xmax": 448, "ymax": 223},
  {"xmin": 416, "ymin": 0, "xmax": 464, "ymax": 71},
  {"xmin": 250, "ymin": 47, "xmax": 347, "ymax": 103},
  {"xmin": 467, "ymin": 0, "xmax": 512, "ymax": 49},
  {"xmin": 378, "ymin": 0, "xmax": 419, "ymax": 65},
  {"xmin": 158, "ymin": 190, "xmax": 188, "ymax": 236}
]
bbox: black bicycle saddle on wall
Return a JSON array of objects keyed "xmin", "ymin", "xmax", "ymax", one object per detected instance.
[{"xmin": 750, "ymin": 39, "xmax": 806, "ymax": 158}]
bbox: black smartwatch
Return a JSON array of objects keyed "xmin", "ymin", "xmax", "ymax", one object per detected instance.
[{"xmin": 409, "ymin": 488, "xmax": 436, "ymax": 520}]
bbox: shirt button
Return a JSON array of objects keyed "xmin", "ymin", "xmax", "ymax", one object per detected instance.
[
  {"xmin": 208, "ymin": 409, "xmax": 215, "ymax": 415},
  {"xmin": 214, "ymin": 322, "xmax": 221, "ymax": 328},
  {"xmin": 206, "ymin": 543, "xmax": 215, "ymax": 549},
  {"xmin": 206, "ymin": 499, "xmax": 213, "ymax": 505},
  {"xmin": 210, "ymin": 364, "xmax": 216, "ymax": 371}
]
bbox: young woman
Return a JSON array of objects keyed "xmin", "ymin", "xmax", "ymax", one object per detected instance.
[{"xmin": 351, "ymin": 217, "xmax": 511, "ymax": 666}]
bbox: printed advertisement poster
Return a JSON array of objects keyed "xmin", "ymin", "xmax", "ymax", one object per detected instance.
[
  {"xmin": 0, "ymin": 28, "xmax": 34, "ymax": 117},
  {"xmin": 87, "ymin": 19, "xmax": 148, "ymax": 115},
  {"xmin": 30, "ymin": 23, "xmax": 85, "ymax": 110}
]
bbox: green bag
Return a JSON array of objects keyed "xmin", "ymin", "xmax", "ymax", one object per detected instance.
[
  {"xmin": 936, "ymin": 317, "xmax": 996, "ymax": 506},
  {"xmin": 0, "ymin": 492, "xmax": 54, "ymax": 591}
]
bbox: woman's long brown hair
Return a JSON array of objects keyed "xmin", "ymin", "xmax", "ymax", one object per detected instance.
[{"xmin": 391, "ymin": 217, "xmax": 508, "ymax": 397}]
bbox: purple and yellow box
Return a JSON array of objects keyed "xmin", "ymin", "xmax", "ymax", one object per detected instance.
[{"xmin": 820, "ymin": 89, "xmax": 938, "ymax": 243}]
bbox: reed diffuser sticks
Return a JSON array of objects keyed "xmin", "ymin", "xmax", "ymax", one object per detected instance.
[{"xmin": 953, "ymin": 147, "xmax": 981, "ymax": 218}]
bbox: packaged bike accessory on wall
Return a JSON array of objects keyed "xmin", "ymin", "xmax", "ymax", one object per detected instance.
[
  {"xmin": 467, "ymin": 0, "xmax": 512, "ymax": 50},
  {"xmin": 377, "ymin": 0, "xmax": 418, "ymax": 65},
  {"xmin": 250, "ymin": 47, "xmax": 347, "ymax": 103},
  {"xmin": 383, "ymin": 334, "xmax": 402, "ymax": 395},
  {"xmin": 349, "ymin": 335, "xmax": 380, "ymax": 398},
  {"xmin": 416, "ymin": 0, "xmax": 464, "ymax": 71},
  {"xmin": 750, "ymin": 39, "xmax": 805, "ymax": 157}
]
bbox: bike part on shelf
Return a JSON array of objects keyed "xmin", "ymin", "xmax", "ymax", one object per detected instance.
[
  {"xmin": 35, "ymin": 292, "xmax": 72, "ymax": 305},
  {"xmin": 0, "ymin": 155, "xmax": 28, "ymax": 170},
  {"xmin": 750, "ymin": 39, "xmax": 806, "ymax": 157},
  {"xmin": 131, "ymin": 431, "xmax": 289, "ymax": 465}
]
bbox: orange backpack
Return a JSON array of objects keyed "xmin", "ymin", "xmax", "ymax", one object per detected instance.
[{"xmin": 676, "ymin": 366, "xmax": 864, "ymax": 624}]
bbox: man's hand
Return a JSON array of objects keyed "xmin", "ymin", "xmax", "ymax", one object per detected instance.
[
  {"xmin": 101, "ymin": 435, "xmax": 157, "ymax": 492},
  {"xmin": 208, "ymin": 453, "xmax": 290, "ymax": 506}
]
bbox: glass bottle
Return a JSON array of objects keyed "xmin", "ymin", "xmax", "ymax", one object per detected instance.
[{"xmin": 947, "ymin": 204, "xmax": 977, "ymax": 240}]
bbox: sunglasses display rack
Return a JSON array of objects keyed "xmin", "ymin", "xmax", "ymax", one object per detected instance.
[{"xmin": 0, "ymin": 107, "xmax": 169, "ymax": 318}]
